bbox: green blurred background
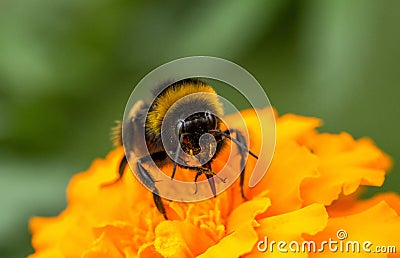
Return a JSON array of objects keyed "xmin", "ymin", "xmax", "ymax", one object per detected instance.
[{"xmin": 0, "ymin": 0, "xmax": 399, "ymax": 257}]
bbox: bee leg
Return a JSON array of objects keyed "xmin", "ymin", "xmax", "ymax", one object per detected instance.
[
  {"xmin": 191, "ymin": 163, "xmax": 226, "ymax": 197},
  {"xmin": 212, "ymin": 129, "xmax": 258, "ymax": 159},
  {"xmin": 118, "ymin": 155, "xmax": 128, "ymax": 178},
  {"xmin": 193, "ymin": 166, "xmax": 227, "ymax": 183},
  {"xmin": 101, "ymin": 155, "xmax": 128, "ymax": 187},
  {"xmin": 171, "ymin": 133, "xmax": 190, "ymax": 180},
  {"xmin": 193, "ymin": 171, "xmax": 202, "ymax": 194},
  {"xmin": 136, "ymin": 158, "xmax": 168, "ymax": 220},
  {"xmin": 171, "ymin": 143, "xmax": 182, "ymax": 180},
  {"xmin": 206, "ymin": 173, "xmax": 217, "ymax": 198},
  {"xmin": 152, "ymin": 188, "xmax": 167, "ymax": 220},
  {"xmin": 224, "ymin": 129, "xmax": 250, "ymax": 200}
]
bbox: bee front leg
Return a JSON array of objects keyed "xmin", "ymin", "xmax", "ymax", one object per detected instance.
[
  {"xmin": 209, "ymin": 128, "xmax": 258, "ymax": 200},
  {"xmin": 193, "ymin": 171, "xmax": 202, "ymax": 194},
  {"xmin": 224, "ymin": 129, "xmax": 249, "ymax": 200},
  {"xmin": 190, "ymin": 164, "xmax": 227, "ymax": 198}
]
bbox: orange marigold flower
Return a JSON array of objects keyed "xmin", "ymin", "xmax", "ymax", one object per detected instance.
[{"xmin": 29, "ymin": 108, "xmax": 399, "ymax": 258}]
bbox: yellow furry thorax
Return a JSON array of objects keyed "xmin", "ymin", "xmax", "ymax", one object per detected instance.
[{"xmin": 145, "ymin": 80, "xmax": 223, "ymax": 136}]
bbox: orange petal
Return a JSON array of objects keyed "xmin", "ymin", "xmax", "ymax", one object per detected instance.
[
  {"xmin": 276, "ymin": 114, "xmax": 322, "ymax": 143},
  {"xmin": 30, "ymin": 148, "xmax": 163, "ymax": 257},
  {"xmin": 245, "ymin": 204, "xmax": 328, "ymax": 257},
  {"xmin": 223, "ymin": 107, "xmax": 276, "ymax": 158},
  {"xmin": 248, "ymin": 141, "xmax": 319, "ymax": 216},
  {"xmin": 30, "ymin": 207, "xmax": 95, "ymax": 257},
  {"xmin": 227, "ymin": 197, "xmax": 271, "ymax": 234},
  {"xmin": 197, "ymin": 198, "xmax": 271, "ymax": 258},
  {"xmin": 198, "ymin": 222, "xmax": 259, "ymax": 258},
  {"xmin": 81, "ymin": 232, "xmax": 123, "ymax": 258},
  {"xmin": 327, "ymin": 192, "xmax": 400, "ymax": 217},
  {"xmin": 300, "ymin": 132, "xmax": 391, "ymax": 206},
  {"xmin": 307, "ymin": 201, "xmax": 400, "ymax": 258},
  {"xmin": 92, "ymin": 222, "xmax": 146, "ymax": 255},
  {"xmin": 257, "ymin": 203, "xmax": 328, "ymax": 240},
  {"xmin": 67, "ymin": 147, "xmax": 125, "ymax": 204},
  {"xmin": 225, "ymin": 111, "xmax": 321, "ymax": 216}
]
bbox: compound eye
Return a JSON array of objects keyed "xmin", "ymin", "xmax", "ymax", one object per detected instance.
[
  {"xmin": 176, "ymin": 119, "xmax": 185, "ymax": 136},
  {"xmin": 205, "ymin": 111, "xmax": 211, "ymax": 119},
  {"xmin": 205, "ymin": 111, "xmax": 216, "ymax": 129}
]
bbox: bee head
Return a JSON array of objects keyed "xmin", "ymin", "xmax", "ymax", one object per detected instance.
[{"xmin": 176, "ymin": 111, "xmax": 221, "ymax": 161}]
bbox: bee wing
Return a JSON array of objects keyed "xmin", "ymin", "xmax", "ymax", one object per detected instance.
[{"xmin": 122, "ymin": 100, "xmax": 150, "ymax": 159}]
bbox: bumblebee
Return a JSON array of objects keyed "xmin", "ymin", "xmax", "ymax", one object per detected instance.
[{"xmin": 112, "ymin": 78, "xmax": 258, "ymax": 219}]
